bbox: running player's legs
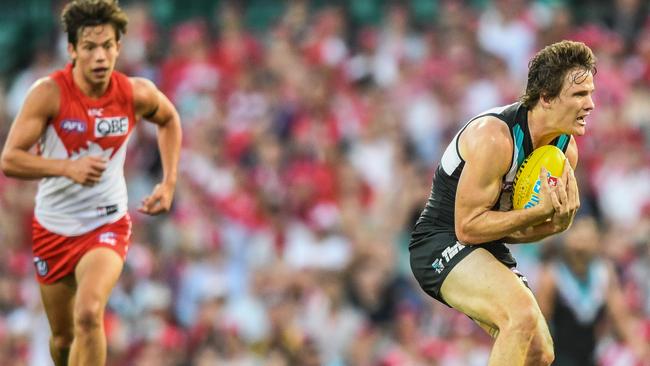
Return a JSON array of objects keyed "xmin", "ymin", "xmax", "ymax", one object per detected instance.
[
  {"xmin": 69, "ymin": 247, "xmax": 124, "ymax": 366},
  {"xmin": 39, "ymin": 275, "xmax": 76, "ymax": 366},
  {"xmin": 440, "ymin": 248, "xmax": 554, "ymax": 366}
]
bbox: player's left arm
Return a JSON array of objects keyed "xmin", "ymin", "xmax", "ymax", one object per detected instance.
[
  {"xmin": 131, "ymin": 77, "xmax": 182, "ymax": 215},
  {"xmin": 504, "ymin": 136, "xmax": 580, "ymax": 243}
]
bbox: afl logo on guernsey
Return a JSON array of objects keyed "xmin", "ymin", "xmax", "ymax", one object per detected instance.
[
  {"xmin": 61, "ymin": 119, "xmax": 87, "ymax": 133},
  {"xmin": 33, "ymin": 257, "xmax": 49, "ymax": 277},
  {"xmin": 95, "ymin": 117, "xmax": 128, "ymax": 137}
]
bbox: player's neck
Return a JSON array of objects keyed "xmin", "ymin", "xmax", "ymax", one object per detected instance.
[
  {"xmin": 71, "ymin": 65, "xmax": 110, "ymax": 99},
  {"xmin": 527, "ymin": 108, "xmax": 560, "ymax": 149},
  {"xmin": 565, "ymin": 257, "xmax": 590, "ymax": 279}
]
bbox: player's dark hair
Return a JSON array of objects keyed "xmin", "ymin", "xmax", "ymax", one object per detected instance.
[
  {"xmin": 521, "ymin": 40, "xmax": 597, "ymax": 108},
  {"xmin": 61, "ymin": 0, "xmax": 128, "ymax": 46}
]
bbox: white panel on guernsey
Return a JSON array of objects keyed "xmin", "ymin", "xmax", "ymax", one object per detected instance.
[
  {"xmin": 35, "ymin": 133, "xmax": 130, "ymax": 236},
  {"xmin": 440, "ymin": 103, "xmax": 518, "ymax": 176},
  {"xmin": 39, "ymin": 125, "xmax": 69, "ymax": 159},
  {"xmin": 440, "ymin": 134, "xmax": 462, "ymax": 175}
]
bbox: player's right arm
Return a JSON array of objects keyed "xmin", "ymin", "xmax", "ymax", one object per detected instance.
[
  {"xmin": 454, "ymin": 116, "xmax": 558, "ymax": 244},
  {"xmin": 0, "ymin": 78, "xmax": 106, "ymax": 186}
]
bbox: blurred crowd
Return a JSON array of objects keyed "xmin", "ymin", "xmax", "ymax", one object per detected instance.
[{"xmin": 1, "ymin": 0, "xmax": 650, "ymax": 365}]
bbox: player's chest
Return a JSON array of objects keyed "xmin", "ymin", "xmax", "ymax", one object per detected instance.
[{"xmin": 53, "ymin": 100, "xmax": 134, "ymax": 152}]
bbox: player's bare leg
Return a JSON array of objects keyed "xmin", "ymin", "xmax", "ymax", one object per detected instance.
[
  {"xmin": 68, "ymin": 248, "xmax": 124, "ymax": 366},
  {"xmin": 441, "ymin": 248, "xmax": 554, "ymax": 366},
  {"xmin": 40, "ymin": 276, "xmax": 76, "ymax": 366}
]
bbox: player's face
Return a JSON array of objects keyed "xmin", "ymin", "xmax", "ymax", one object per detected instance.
[
  {"xmin": 563, "ymin": 217, "xmax": 599, "ymax": 263},
  {"xmin": 68, "ymin": 24, "xmax": 121, "ymax": 86},
  {"xmin": 550, "ymin": 68, "xmax": 595, "ymax": 136}
]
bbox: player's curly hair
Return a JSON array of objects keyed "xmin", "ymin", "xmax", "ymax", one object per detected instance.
[
  {"xmin": 61, "ymin": 0, "xmax": 128, "ymax": 46},
  {"xmin": 521, "ymin": 40, "xmax": 597, "ymax": 108}
]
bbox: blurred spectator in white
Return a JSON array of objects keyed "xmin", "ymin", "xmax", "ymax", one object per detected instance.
[
  {"xmin": 284, "ymin": 202, "xmax": 351, "ymax": 271},
  {"xmin": 175, "ymin": 247, "xmax": 231, "ymax": 327},
  {"xmin": 303, "ymin": 6, "xmax": 348, "ymax": 68},
  {"xmin": 301, "ymin": 271, "xmax": 363, "ymax": 365},
  {"xmin": 593, "ymin": 138, "xmax": 650, "ymax": 228},
  {"xmin": 373, "ymin": 4, "xmax": 425, "ymax": 87},
  {"xmin": 477, "ymin": 0, "xmax": 536, "ymax": 79},
  {"xmin": 6, "ymin": 43, "xmax": 59, "ymax": 118},
  {"xmin": 348, "ymin": 99, "xmax": 400, "ymax": 194}
]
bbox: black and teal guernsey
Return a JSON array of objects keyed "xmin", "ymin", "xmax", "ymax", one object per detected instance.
[{"xmin": 414, "ymin": 102, "xmax": 570, "ymax": 238}]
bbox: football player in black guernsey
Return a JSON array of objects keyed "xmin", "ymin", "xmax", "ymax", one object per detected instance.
[{"xmin": 409, "ymin": 40, "xmax": 594, "ymax": 366}]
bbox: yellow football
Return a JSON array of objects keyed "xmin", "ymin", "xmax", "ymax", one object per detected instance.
[{"xmin": 512, "ymin": 145, "xmax": 566, "ymax": 210}]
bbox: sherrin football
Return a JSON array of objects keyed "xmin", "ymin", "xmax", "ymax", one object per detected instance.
[{"xmin": 512, "ymin": 145, "xmax": 566, "ymax": 210}]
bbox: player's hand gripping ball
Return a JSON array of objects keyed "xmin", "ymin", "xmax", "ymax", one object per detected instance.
[{"xmin": 512, "ymin": 145, "xmax": 566, "ymax": 210}]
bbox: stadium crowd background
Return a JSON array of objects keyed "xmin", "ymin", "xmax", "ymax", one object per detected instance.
[{"xmin": 0, "ymin": 0, "xmax": 649, "ymax": 365}]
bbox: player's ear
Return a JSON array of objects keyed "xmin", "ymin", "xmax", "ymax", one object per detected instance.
[
  {"xmin": 116, "ymin": 40, "xmax": 122, "ymax": 54},
  {"xmin": 67, "ymin": 42, "xmax": 77, "ymax": 62},
  {"xmin": 539, "ymin": 92, "xmax": 553, "ymax": 109}
]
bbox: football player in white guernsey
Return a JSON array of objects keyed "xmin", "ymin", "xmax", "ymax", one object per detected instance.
[
  {"xmin": 0, "ymin": 1, "xmax": 181, "ymax": 365},
  {"xmin": 409, "ymin": 40, "xmax": 595, "ymax": 366}
]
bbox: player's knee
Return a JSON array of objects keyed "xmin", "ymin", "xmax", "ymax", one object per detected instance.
[
  {"xmin": 533, "ymin": 323, "xmax": 554, "ymax": 365},
  {"xmin": 73, "ymin": 299, "xmax": 104, "ymax": 332},
  {"xmin": 507, "ymin": 305, "xmax": 554, "ymax": 365},
  {"xmin": 529, "ymin": 338, "xmax": 554, "ymax": 365},
  {"xmin": 51, "ymin": 332, "xmax": 73, "ymax": 350},
  {"xmin": 504, "ymin": 303, "xmax": 540, "ymax": 335},
  {"xmin": 539, "ymin": 343, "xmax": 555, "ymax": 366}
]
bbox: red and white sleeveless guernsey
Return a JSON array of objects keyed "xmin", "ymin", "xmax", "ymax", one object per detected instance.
[{"xmin": 35, "ymin": 64, "xmax": 137, "ymax": 236}]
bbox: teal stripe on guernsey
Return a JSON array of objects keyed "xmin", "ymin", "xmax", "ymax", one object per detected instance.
[
  {"xmin": 556, "ymin": 134, "xmax": 569, "ymax": 151},
  {"xmin": 513, "ymin": 124, "xmax": 525, "ymax": 165}
]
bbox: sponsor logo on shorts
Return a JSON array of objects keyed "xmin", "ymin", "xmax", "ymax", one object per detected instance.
[
  {"xmin": 442, "ymin": 241, "xmax": 465, "ymax": 262},
  {"xmin": 95, "ymin": 117, "xmax": 128, "ymax": 137},
  {"xmin": 431, "ymin": 241, "xmax": 466, "ymax": 275},
  {"xmin": 61, "ymin": 119, "xmax": 87, "ymax": 133},
  {"xmin": 431, "ymin": 258, "xmax": 445, "ymax": 274},
  {"xmin": 33, "ymin": 257, "xmax": 49, "ymax": 277},
  {"xmin": 99, "ymin": 232, "xmax": 117, "ymax": 246}
]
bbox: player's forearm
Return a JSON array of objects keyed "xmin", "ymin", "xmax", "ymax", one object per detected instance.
[
  {"xmin": 502, "ymin": 221, "xmax": 560, "ymax": 243},
  {"xmin": 456, "ymin": 206, "xmax": 551, "ymax": 245},
  {"xmin": 0, "ymin": 148, "xmax": 67, "ymax": 179},
  {"xmin": 156, "ymin": 116, "xmax": 181, "ymax": 187}
]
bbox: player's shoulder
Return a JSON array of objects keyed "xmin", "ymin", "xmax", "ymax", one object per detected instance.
[
  {"xmin": 22, "ymin": 77, "xmax": 60, "ymax": 116},
  {"xmin": 129, "ymin": 77, "xmax": 159, "ymax": 102},
  {"xmin": 464, "ymin": 115, "xmax": 512, "ymax": 147},
  {"xmin": 30, "ymin": 77, "xmax": 60, "ymax": 97},
  {"xmin": 128, "ymin": 77, "xmax": 162, "ymax": 116},
  {"xmin": 128, "ymin": 76, "xmax": 158, "ymax": 91},
  {"xmin": 459, "ymin": 115, "xmax": 513, "ymax": 168}
]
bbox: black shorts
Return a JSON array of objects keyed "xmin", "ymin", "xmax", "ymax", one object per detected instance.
[{"xmin": 409, "ymin": 227, "xmax": 521, "ymax": 307}]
